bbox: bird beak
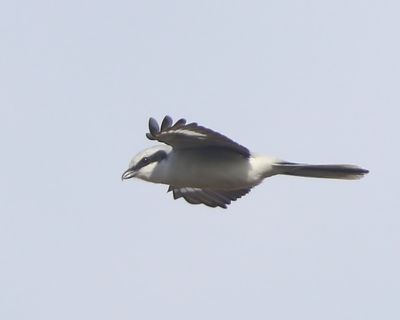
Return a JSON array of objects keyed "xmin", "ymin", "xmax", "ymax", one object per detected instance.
[{"xmin": 121, "ymin": 168, "xmax": 136, "ymax": 180}]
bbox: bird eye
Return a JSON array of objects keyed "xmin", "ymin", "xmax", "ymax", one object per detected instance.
[{"xmin": 143, "ymin": 157, "xmax": 149, "ymax": 164}]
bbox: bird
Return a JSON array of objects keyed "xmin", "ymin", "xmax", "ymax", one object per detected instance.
[{"xmin": 122, "ymin": 116, "xmax": 369, "ymax": 209}]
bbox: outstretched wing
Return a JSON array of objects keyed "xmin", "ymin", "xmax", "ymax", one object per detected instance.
[
  {"xmin": 168, "ymin": 186, "xmax": 251, "ymax": 209},
  {"xmin": 146, "ymin": 116, "xmax": 250, "ymax": 157}
]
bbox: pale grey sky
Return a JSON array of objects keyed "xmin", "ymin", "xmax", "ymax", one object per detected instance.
[{"xmin": 1, "ymin": 1, "xmax": 399, "ymax": 319}]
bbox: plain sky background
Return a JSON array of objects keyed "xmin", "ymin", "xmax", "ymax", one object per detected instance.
[{"xmin": 1, "ymin": 0, "xmax": 399, "ymax": 319}]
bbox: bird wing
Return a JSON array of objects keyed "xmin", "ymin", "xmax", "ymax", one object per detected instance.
[
  {"xmin": 146, "ymin": 116, "xmax": 250, "ymax": 157},
  {"xmin": 168, "ymin": 186, "xmax": 251, "ymax": 209}
]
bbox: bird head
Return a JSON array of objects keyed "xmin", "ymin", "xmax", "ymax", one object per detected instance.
[{"xmin": 121, "ymin": 145, "xmax": 170, "ymax": 181}]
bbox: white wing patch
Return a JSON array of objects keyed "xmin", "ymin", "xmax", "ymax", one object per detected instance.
[{"xmin": 172, "ymin": 129, "xmax": 207, "ymax": 138}]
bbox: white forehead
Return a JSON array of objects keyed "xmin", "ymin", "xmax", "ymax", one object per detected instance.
[{"xmin": 129, "ymin": 144, "xmax": 172, "ymax": 168}]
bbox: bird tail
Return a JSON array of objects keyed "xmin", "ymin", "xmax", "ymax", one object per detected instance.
[{"xmin": 273, "ymin": 162, "xmax": 369, "ymax": 180}]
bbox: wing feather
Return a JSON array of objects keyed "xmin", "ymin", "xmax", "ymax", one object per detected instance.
[
  {"xmin": 148, "ymin": 117, "xmax": 160, "ymax": 136},
  {"xmin": 168, "ymin": 186, "xmax": 251, "ymax": 209},
  {"xmin": 161, "ymin": 115, "xmax": 173, "ymax": 131},
  {"xmin": 146, "ymin": 116, "xmax": 250, "ymax": 157}
]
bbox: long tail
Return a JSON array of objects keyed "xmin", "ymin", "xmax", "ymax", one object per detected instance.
[{"xmin": 273, "ymin": 162, "xmax": 369, "ymax": 180}]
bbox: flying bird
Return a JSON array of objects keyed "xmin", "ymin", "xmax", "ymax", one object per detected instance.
[{"xmin": 122, "ymin": 116, "xmax": 369, "ymax": 208}]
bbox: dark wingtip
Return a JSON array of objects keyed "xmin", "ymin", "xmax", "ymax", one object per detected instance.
[
  {"xmin": 146, "ymin": 133, "xmax": 156, "ymax": 140},
  {"xmin": 173, "ymin": 118, "xmax": 187, "ymax": 127},
  {"xmin": 161, "ymin": 115, "xmax": 173, "ymax": 131},
  {"xmin": 148, "ymin": 117, "xmax": 159, "ymax": 136}
]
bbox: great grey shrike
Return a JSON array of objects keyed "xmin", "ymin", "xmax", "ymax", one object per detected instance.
[{"xmin": 122, "ymin": 116, "xmax": 368, "ymax": 208}]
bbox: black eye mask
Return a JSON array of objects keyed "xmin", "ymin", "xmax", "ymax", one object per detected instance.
[{"xmin": 134, "ymin": 150, "xmax": 167, "ymax": 171}]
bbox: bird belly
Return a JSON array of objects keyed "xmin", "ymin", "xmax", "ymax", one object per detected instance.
[{"xmin": 159, "ymin": 150, "xmax": 266, "ymax": 190}]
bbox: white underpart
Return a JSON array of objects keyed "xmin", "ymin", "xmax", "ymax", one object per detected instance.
[{"xmin": 147, "ymin": 149, "xmax": 280, "ymax": 189}]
